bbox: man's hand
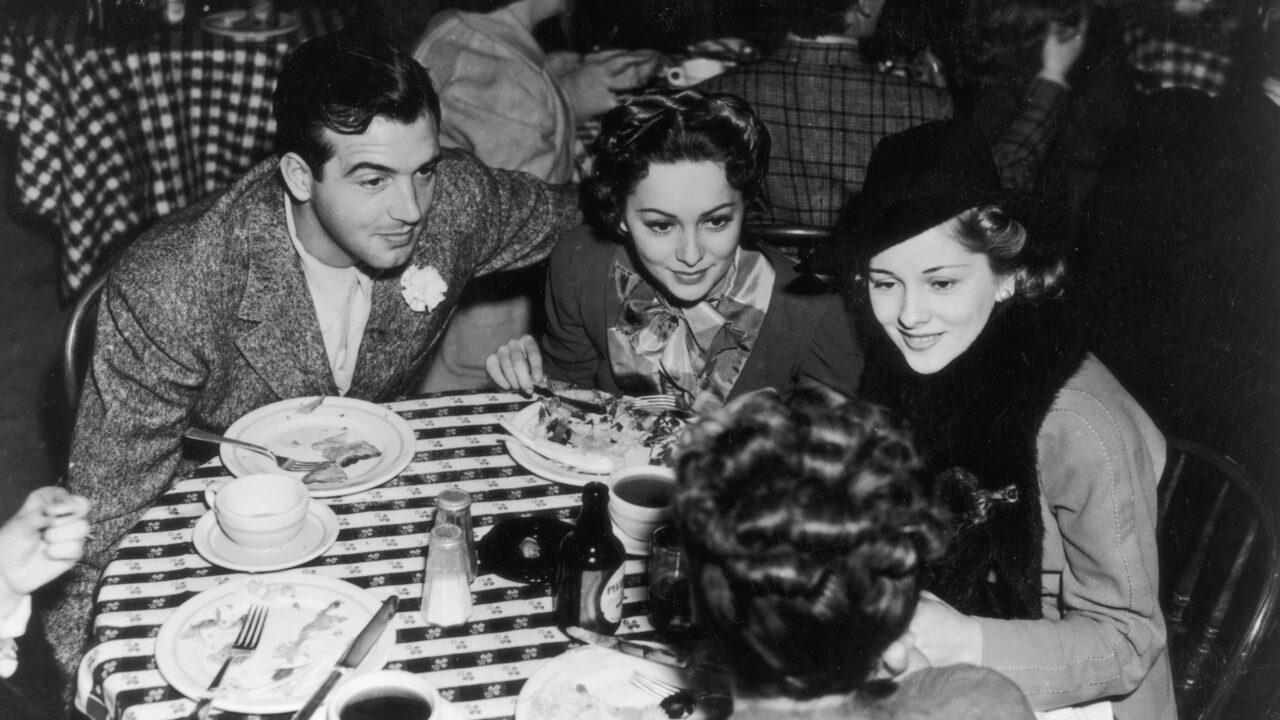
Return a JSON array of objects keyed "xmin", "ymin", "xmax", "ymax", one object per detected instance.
[
  {"xmin": 907, "ymin": 591, "xmax": 984, "ymax": 667},
  {"xmin": 1040, "ymin": 14, "xmax": 1089, "ymax": 88},
  {"xmin": 559, "ymin": 50, "xmax": 662, "ymax": 119},
  {"xmin": 485, "ymin": 335, "xmax": 545, "ymax": 394},
  {"xmin": 0, "ymin": 488, "xmax": 91, "ymax": 614}
]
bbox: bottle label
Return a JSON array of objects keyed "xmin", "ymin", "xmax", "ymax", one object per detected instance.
[{"xmin": 600, "ymin": 567, "xmax": 624, "ymax": 624}]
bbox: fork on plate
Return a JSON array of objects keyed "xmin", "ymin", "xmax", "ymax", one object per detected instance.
[
  {"xmin": 630, "ymin": 671, "xmax": 698, "ymax": 719},
  {"xmin": 189, "ymin": 602, "xmax": 269, "ymax": 720},
  {"xmin": 183, "ymin": 427, "xmax": 331, "ymax": 472}
]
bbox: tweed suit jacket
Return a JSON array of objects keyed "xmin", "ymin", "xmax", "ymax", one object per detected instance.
[
  {"xmin": 45, "ymin": 150, "xmax": 580, "ymax": 689},
  {"xmin": 698, "ymin": 37, "xmax": 952, "ymax": 227}
]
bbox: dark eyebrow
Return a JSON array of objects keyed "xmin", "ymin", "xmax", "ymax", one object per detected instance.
[
  {"xmin": 342, "ymin": 154, "xmax": 441, "ymax": 178},
  {"xmin": 342, "ymin": 161, "xmax": 395, "ymax": 178},
  {"xmin": 922, "ymin": 264, "xmax": 969, "ymax": 273},
  {"xmin": 635, "ymin": 201, "xmax": 738, "ymax": 218}
]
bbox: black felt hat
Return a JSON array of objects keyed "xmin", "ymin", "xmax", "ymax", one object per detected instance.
[{"xmin": 847, "ymin": 119, "xmax": 1009, "ymax": 262}]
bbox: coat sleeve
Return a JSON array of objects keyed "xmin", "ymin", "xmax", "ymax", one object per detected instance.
[
  {"xmin": 539, "ymin": 229, "xmax": 603, "ymax": 387},
  {"xmin": 44, "ymin": 264, "xmax": 207, "ymax": 693},
  {"xmin": 424, "ymin": 150, "xmax": 582, "ymax": 279},
  {"xmin": 794, "ymin": 294, "xmax": 863, "ymax": 399},
  {"xmin": 972, "ymin": 376, "xmax": 1168, "ymax": 712}
]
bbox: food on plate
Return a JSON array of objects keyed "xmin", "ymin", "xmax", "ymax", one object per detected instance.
[
  {"xmin": 312, "ymin": 433, "xmax": 383, "ymax": 467},
  {"xmin": 301, "ymin": 463, "xmax": 347, "ymax": 485},
  {"xmin": 523, "ymin": 396, "xmax": 686, "ymax": 467},
  {"xmin": 296, "ymin": 432, "xmax": 383, "ymax": 484},
  {"xmin": 523, "ymin": 674, "xmax": 658, "ymax": 720}
]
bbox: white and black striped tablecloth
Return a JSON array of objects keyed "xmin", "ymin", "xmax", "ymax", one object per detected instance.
[
  {"xmin": 0, "ymin": 6, "xmax": 348, "ymax": 299},
  {"xmin": 73, "ymin": 391, "xmax": 659, "ymax": 720}
]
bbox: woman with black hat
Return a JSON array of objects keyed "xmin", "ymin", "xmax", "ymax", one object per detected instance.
[{"xmin": 844, "ymin": 120, "xmax": 1174, "ymax": 720}]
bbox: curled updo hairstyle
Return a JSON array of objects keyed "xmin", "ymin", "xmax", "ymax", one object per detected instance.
[
  {"xmin": 673, "ymin": 388, "xmax": 948, "ymax": 700},
  {"xmin": 582, "ymin": 90, "xmax": 771, "ymax": 239},
  {"xmin": 948, "ymin": 204, "xmax": 1066, "ymax": 301}
]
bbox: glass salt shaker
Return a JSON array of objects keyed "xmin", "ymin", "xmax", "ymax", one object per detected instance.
[
  {"xmin": 435, "ymin": 488, "xmax": 477, "ymax": 580},
  {"xmin": 421, "ymin": 523, "xmax": 473, "ymax": 628}
]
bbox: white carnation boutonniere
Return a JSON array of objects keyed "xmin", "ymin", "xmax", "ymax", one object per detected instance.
[{"xmin": 400, "ymin": 264, "xmax": 448, "ymax": 313}]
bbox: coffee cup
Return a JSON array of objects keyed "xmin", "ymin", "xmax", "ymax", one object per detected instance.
[
  {"xmin": 665, "ymin": 57, "xmax": 728, "ymax": 87},
  {"xmin": 607, "ymin": 465, "xmax": 676, "ymax": 543},
  {"xmin": 206, "ymin": 473, "xmax": 309, "ymax": 549},
  {"xmin": 328, "ymin": 670, "xmax": 442, "ymax": 720}
]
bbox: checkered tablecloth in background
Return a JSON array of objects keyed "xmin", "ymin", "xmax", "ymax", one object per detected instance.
[
  {"xmin": 74, "ymin": 392, "xmax": 660, "ymax": 720},
  {"xmin": 0, "ymin": 6, "xmax": 348, "ymax": 299},
  {"xmin": 1123, "ymin": 24, "xmax": 1235, "ymax": 97}
]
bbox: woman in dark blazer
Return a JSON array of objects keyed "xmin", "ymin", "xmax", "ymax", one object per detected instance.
[{"xmin": 485, "ymin": 90, "xmax": 863, "ymax": 412}]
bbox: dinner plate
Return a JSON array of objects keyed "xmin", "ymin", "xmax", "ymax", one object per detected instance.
[
  {"xmin": 502, "ymin": 401, "xmax": 667, "ymax": 476},
  {"xmin": 200, "ymin": 10, "xmax": 301, "ymax": 40},
  {"xmin": 220, "ymin": 396, "xmax": 416, "ymax": 498},
  {"xmin": 515, "ymin": 645, "xmax": 697, "ymax": 720},
  {"xmin": 192, "ymin": 504, "xmax": 339, "ymax": 573},
  {"xmin": 502, "ymin": 436, "xmax": 610, "ymax": 487},
  {"xmin": 156, "ymin": 573, "xmax": 395, "ymax": 715}
]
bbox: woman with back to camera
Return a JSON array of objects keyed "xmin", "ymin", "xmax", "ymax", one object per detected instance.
[
  {"xmin": 671, "ymin": 388, "xmax": 1035, "ymax": 719},
  {"xmin": 842, "ymin": 119, "xmax": 1174, "ymax": 720},
  {"xmin": 485, "ymin": 90, "xmax": 863, "ymax": 412}
]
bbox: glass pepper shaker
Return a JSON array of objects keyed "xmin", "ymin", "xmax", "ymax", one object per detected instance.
[
  {"xmin": 420, "ymin": 523, "xmax": 473, "ymax": 628},
  {"xmin": 435, "ymin": 488, "xmax": 477, "ymax": 580}
]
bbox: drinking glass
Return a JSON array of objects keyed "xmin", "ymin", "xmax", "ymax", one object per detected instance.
[{"xmin": 647, "ymin": 525, "xmax": 695, "ymax": 639}]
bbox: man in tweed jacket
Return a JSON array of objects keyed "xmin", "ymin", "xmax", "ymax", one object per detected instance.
[
  {"xmin": 698, "ymin": 0, "xmax": 951, "ymax": 227},
  {"xmin": 40, "ymin": 30, "xmax": 580, "ymax": 704}
]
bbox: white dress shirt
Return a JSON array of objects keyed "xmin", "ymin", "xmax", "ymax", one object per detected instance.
[{"xmin": 285, "ymin": 195, "xmax": 372, "ymax": 394}]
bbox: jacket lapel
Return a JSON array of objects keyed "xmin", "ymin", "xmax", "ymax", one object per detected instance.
[{"xmin": 233, "ymin": 178, "xmax": 337, "ymax": 400}]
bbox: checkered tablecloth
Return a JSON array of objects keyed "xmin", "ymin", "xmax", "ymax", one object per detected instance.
[
  {"xmin": 1123, "ymin": 24, "xmax": 1234, "ymax": 97},
  {"xmin": 74, "ymin": 392, "xmax": 661, "ymax": 720},
  {"xmin": 0, "ymin": 6, "xmax": 347, "ymax": 299}
]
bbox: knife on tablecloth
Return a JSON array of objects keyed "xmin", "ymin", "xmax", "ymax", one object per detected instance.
[
  {"xmin": 289, "ymin": 594, "xmax": 399, "ymax": 720},
  {"xmin": 565, "ymin": 626, "xmax": 690, "ymax": 668}
]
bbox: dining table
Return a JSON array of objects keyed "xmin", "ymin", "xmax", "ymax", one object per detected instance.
[
  {"xmin": 73, "ymin": 390, "xmax": 664, "ymax": 720},
  {"xmin": 0, "ymin": 3, "xmax": 351, "ymax": 299}
]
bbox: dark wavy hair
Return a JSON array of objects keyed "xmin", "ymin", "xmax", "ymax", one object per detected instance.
[
  {"xmin": 954, "ymin": 0, "xmax": 1087, "ymax": 89},
  {"xmin": 273, "ymin": 30, "xmax": 441, "ymax": 178},
  {"xmin": 950, "ymin": 205, "xmax": 1066, "ymax": 301},
  {"xmin": 672, "ymin": 388, "xmax": 948, "ymax": 700},
  {"xmin": 582, "ymin": 89, "xmax": 771, "ymax": 239}
]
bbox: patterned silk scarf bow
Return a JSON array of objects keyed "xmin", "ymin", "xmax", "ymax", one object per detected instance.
[{"xmin": 607, "ymin": 249, "xmax": 774, "ymax": 413}]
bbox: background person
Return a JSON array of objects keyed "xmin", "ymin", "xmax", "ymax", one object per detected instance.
[
  {"xmin": 412, "ymin": 0, "xmax": 659, "ymax": 391},
  {"xmin": 842, "ymin": 119, "xmax": 1174, "ymax": 720},
  {"xmin": 485, "ymin": 90, "xmax": 863, "ymax": 413},
  {"xmin": 671, "ymin": 388, "xmax": 1035, "ymax": 719}
]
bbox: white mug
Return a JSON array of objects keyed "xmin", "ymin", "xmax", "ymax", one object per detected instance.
[
  {"xmin": 607, "ymin": 465, "xmax": 676, "ymax": 544},
  {"xmin": 206, "ymin": 474, "xmax": 309, "ymax": 549},
  {"xmin": 328, "ymin": 670, "xmax": 446, "ymax": 720}
]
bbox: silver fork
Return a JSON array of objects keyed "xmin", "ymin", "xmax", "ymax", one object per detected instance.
[
  {"xmin": 183, "ymin": 428, "xmax": 332, "ymax": 472},
  {"xmin": 190, "ymin": 603, "xmax": 269, "ymax": 720},
  {"xmin": 632, "ymin": 395, "xmax": 692, "ymax": 414},
  {"xmin": 630, "ymin": 671, "xmax": 697, "ymax": 719}
]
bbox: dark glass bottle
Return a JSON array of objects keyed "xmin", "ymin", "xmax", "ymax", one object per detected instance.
[{"xmin": 553, "ymin": 482, "xmax": 625, "ymax": 634}]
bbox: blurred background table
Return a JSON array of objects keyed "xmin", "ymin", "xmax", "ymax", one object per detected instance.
[
  {"xmin": 0, "ymin": 3, "xmax": 351, "ymax": 299},
  {"xmin": 75, "ymin": 391, "xmax": 658, "ymax": 720}
]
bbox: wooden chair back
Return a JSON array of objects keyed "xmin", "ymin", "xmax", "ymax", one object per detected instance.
[
  {"xmin": 1157, "ymin": 437, "xmax": 1280, "ymax": 720},
  {"xmin": 61, "ymin": 271, "xmax": 109, "ymax": 415}
]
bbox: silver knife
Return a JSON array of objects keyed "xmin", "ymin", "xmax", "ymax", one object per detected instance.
[
  {"xmin": 290, "ymin": 594, "xmax": 399, "ymax": 720},
  {"xmin": 565, "ymin": 626, "xmax": 690, "ymax": 668}
]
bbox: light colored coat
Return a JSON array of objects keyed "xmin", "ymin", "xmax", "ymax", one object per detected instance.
[{"xmin": 977, "ymin": 355, "xmax": 1176, "ymax": 720}]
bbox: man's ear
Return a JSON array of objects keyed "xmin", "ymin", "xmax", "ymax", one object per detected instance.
[{"xmin": 279, "ymin": 153, "xmax": 315, "ymax": 203}]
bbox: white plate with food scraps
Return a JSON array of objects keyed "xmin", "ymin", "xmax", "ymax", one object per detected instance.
[
  {"xmin": 500, "ymin": 399, "xmax": 683, "ymax": 479},
  {"xmin": 156, "ymin": 573, "xmax": 395, "ymax": 715},
  {"xmin": 516, "ymin": 645, "xmax": 702, "ymax": 720},
  {"xmin": 220, "ymin": 397, "xmax": 416, "ymax": 498}
]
